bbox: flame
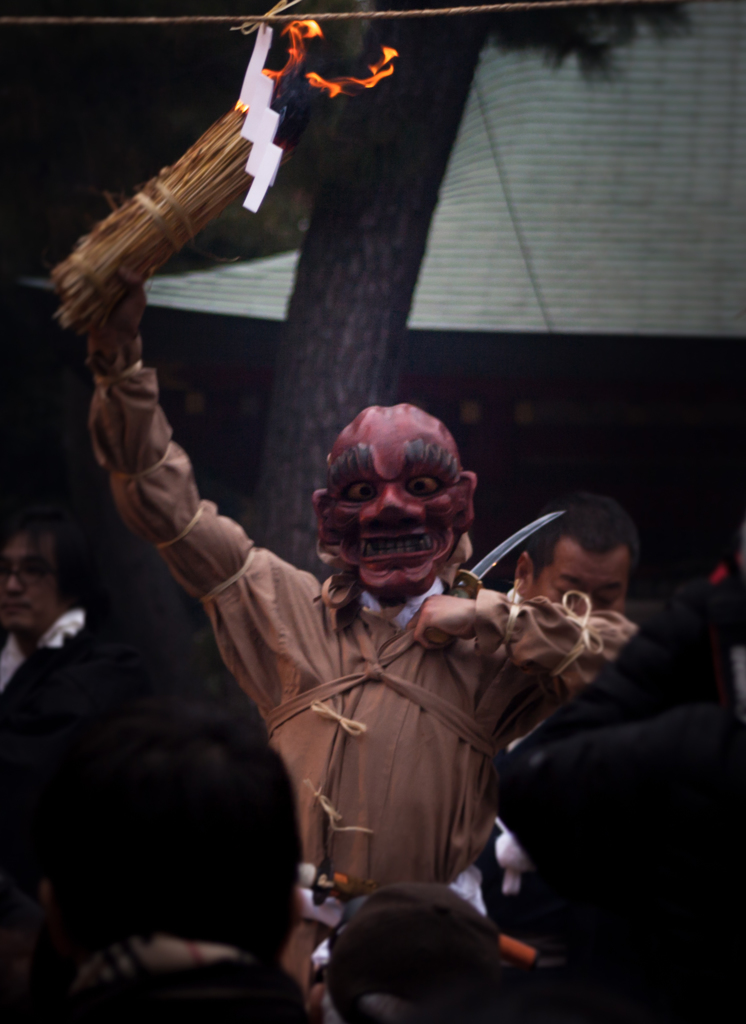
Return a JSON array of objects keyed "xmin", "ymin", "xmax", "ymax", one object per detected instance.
[
  {"xmin": 256, "ymin": 19, "xmax": 398, "ymax": 98},
  {"xmin": 263, "ymin": 20, "xmax": 324, "ymax": 83},
  {"xmin": 306, "ymin": 46, "xmax": 399, "ymax": 98}
]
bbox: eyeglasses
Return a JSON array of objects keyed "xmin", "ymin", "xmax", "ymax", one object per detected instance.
[{"xmin": 0, "ymin": 559, "xmax": 55, "ymax": 588}]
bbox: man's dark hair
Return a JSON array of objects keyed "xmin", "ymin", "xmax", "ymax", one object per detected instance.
[
  {"xmin": 33, "ymin": 698, "xmax": 299, "ymax": 961},
  {"xmin": 525, "ymin": 492, "xmax": 640, "ymax": 577},
  {"xmin": 1, "ymin": 506, "xmax": 107, "ymax": 628}
]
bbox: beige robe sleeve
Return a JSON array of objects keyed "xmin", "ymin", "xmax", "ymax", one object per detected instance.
[
  {"xmin": 88, "ymin": 361, "xmax": 253, "ymax": 598},
  {"xmin": 474, "ymin": 589, "xmax": 637, "ymax": 697},
  {"xmin": 87, "ymin": 346, "xmax": 323, "ymax": 714}
]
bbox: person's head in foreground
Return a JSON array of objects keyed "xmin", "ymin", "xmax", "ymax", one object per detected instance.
[
  {"xmin": 32, "ymin": 698, "xmax": 303, "ymax": 1018},
  {"xmin": 0, "ymin": 506, "xmax": 103, "ymax": 654},
  {"xmin": 313, "ymin": 405, "xmax": 477, "ymax": 600},
  {"xmin": 515, "ymin": 492, "xmax": 639, "ymax": 613},
  {"xmin": 405, "ymin": 981, "xmax": 659, "ymax": 1024},
  {"xmin": 324, "ymin": 884, "xmax": 501, "ymax": 1024}
]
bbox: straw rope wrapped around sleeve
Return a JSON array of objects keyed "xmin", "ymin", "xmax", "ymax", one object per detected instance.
[{"xmin": 51, "ymin": 106, "xmax": 252, "ymax": 334}]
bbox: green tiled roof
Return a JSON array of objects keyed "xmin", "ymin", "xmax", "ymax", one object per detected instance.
[{"xmin": 32, "ymin": 2, "xmax": 746, "ymax": 337}]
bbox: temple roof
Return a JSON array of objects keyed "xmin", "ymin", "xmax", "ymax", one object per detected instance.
[{"xmin": 35, "ymin": 2, "xmax": 746, "ymax": 337}]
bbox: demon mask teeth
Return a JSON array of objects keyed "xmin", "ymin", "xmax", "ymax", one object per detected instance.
[{"xmin": 313, "ymin": 404, "xmax": 477, "ymax": 599}]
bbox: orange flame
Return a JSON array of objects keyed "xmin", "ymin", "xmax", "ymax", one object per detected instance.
[
  {"xmin": 263, "ymin": 20, "xmax": 324, "ymax": 83},
  {"xmin": 257, "ymin": 19, "xmax": 398, "ymax": 98},
  {"xmin": 306, "ymin": 46, "xmax": 399, "ymax": 98}
]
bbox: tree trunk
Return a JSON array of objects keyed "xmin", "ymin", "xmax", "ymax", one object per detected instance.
[{"xmin": 254, "ymin": 3, "xmax": 488, "ymax": 575}]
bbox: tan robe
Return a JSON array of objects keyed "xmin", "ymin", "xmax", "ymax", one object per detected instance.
[{"xmin": 88, "ymin": 351, "xmax": 637, "ymax": 900}]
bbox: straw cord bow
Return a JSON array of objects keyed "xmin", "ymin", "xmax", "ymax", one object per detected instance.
[
  {"xmin": 310, "ymin": 700, "xmax": 367, "ymax": 737},
  {"xmin": 551, "ymin": 590, "xmax": 604, "ymax": 677}
]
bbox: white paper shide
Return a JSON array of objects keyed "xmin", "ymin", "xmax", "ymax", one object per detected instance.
[{"xmin": 238, "ymin": 25, "xmax": 284, "ymax": 213}]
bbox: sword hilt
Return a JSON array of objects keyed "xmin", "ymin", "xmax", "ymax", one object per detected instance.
[{"xmin": 422, "ymin": 570, "xmax": 483, "ymax": 647}]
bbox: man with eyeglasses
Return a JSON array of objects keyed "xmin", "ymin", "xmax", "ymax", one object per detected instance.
[{"xmin": 0, "ymin": 507, "xmax": 151, "ymax": 897}]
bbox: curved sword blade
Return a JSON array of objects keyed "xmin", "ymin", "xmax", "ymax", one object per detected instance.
[{"xmin": 470, "ymin": 510, "xmax": 566, "ymax": 581}]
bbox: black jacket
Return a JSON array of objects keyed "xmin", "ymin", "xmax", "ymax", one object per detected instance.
[
  {"xmin": 500, "ymin": 568, "xmax": 746, "ymax": 1019},
  {"xmin": 63, "ymin": 960, "xmax": 307, "ymax": 1024},
  {"xmin": 0, "ymin": 630, "xmax": 152, "ymax": 894}
]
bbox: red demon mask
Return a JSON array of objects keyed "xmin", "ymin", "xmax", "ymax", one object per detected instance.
[{"xmin": 313, "ymin": 405, "xmax": 477, "ymax": 599}]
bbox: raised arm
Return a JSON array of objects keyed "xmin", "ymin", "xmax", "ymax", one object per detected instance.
[
  {"xmin": 87, "ymin": 270, "xmax": 251, "ymax": 601},
  {"xmin": 86, "ymin": 272, "xmax": 326, "ymax": 715}
]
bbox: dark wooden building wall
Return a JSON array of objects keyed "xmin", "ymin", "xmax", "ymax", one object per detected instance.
[
  {"xmin": 137, "ymin": 306, "xmax": 746, "ymax": 605},
  {"xmin": 9, "ymin": 289, "xmax": 746, "ymax": 613}
]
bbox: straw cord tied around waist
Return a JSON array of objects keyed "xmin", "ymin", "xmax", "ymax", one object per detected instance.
[
  {"xmin": 311, "ymin": 699, "xmax": 367, "ymax": 737},
  {"xmin": 551, "ymin": 589, "xmax": 604, "ymax": 677},
  {"xmin": 303, "ymin": 779, "xmax": 374, "ymax": 835}
]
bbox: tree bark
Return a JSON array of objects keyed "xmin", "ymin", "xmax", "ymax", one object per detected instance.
[{"xmin": 254, "ymin": 3, "xmax": 488, "ymax": 575}]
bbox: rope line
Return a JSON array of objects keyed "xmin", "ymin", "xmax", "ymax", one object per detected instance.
[{"xmin": 0, "ymin": 0, "xmax": 732, "ymax": 28}]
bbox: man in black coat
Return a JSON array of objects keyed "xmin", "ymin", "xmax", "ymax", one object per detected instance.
[
  {"xmin": 0, "ymin": 507, "xmax": 152, "ymax": 896},
  {"xmin": 498, "ymin": 551, "xmax": 746, "ymax": 1021}
]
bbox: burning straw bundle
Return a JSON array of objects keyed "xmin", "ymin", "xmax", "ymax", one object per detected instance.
[
  {"xmin": 52, "ymin": 105, "xmax": 252, "ymax": 334},
  {"xmin": 51, "ymin": 14, "xmax": 397, "ymax": 335}
]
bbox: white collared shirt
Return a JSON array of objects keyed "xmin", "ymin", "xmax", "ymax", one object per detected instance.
[
  {"xmin": 0, "ymin": 607, "xmax": 86, "ymax": 692},
  {"xmin": 359, "ymin": 577, "xmax": 445, "ymax": 631}
]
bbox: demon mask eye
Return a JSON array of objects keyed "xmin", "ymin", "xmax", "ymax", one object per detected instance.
[
  {"xmin": 406, "ymin": 476, "xmax": 441, "ymax": 497},
  {"xmin": 344, "ymin": 481, "xmax": 377, "ymax": 502}
]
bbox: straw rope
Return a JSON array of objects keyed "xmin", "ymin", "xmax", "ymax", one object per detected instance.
[
  {"xmin": 502, "ymin": 584, "xmax": 522, "ymax": 647},
  {"xmin": 134, "ymin": 193, "xmax": 183, "ymax": 252},
  {"xmin": 551, "ymin": 590, "xmax": 604, "ymax": 677},
  {"xmin": 156, "ymin": 502, "xmax": 206, "ymax": 550},
  {"xmin": 201, "ymin": 548, "xmax": 256, "ymax": 602},
  {"xmin": 311, "ymin": 699, "xmax": 368, "ymax": 736},
  {"xmin": 0, "ymin": 0, "xmax": 731, "ymax": 26},
  {"xmin": 112, "ymin": 442, "xmax": 174, "ymax": 482},
  {"xmin": 51, "ymin": 105, "xmax": 252, "ymax": 333},
  {"xmin": 152, "ymin": 181, "xmax": 196, "ymax": 237},
  {"xmin": 303, "ymin": 780, "xmax": 374, "ymax": 835}
]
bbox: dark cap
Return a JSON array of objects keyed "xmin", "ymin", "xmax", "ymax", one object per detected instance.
[{"xmin": 327, "ymin": 883, "xmax": 501, "ymax": 1023}]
